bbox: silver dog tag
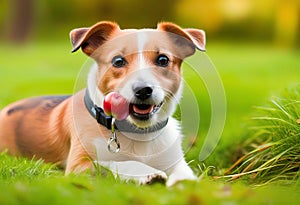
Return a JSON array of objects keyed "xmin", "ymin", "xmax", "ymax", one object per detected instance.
[{"xmin": 107, "ymin": 118, "xmax": 120, "ymax": 153}]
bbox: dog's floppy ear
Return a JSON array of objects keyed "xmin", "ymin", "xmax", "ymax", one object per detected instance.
[
  {"xmin": 70, "ymin": 21, "xmax": 119, "ymax": 56},
  {"xmin": 157, "ymin": 22, "xmax": 206, "ymax": 57}
]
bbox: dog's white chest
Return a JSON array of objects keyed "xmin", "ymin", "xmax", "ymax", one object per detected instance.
[{"xmin": 93, "ymin": 118, "xmax": 184, "ymax": 170}]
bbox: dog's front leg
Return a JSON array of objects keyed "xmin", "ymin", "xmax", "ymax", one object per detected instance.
[
  {"xmin": 65, "ymin": 137, "xmax": 94, "ymax": 174},
  {"xmin": 166, "ymin": 159, "xmax": 197, "ymax": 187}
]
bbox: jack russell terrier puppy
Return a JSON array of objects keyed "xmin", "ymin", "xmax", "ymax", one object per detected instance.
[{"xmin": 0, "ymin": 21, "xmax": 205, "ymax": 186}]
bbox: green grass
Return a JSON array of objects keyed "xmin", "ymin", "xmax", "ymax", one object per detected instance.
[
  {"xmin": 1, "ymin": 151, "xmax": 300, "ymax": 205},
  {"xmin": 223, "ymin": 85, "xmax": 300, "ymax": 185},
  {"xmin": 0, "ymin": 40, "xmax": 300, "ymax": 204}
]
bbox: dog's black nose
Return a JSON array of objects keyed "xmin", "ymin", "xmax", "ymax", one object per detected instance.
[{"xmin": 134, "ymin": 86, "xmax": 153, "ymax": 100}]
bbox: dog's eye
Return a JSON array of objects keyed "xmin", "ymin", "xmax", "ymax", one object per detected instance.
[
  {"xmin": 155, "ymin": 54, "xmax": 169, "ymax": 67},
  {"xmin": 112, "ymin": 56, "xmax": 127, "ymax": 68}
]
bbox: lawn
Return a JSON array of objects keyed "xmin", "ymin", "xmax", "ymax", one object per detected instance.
[{"xmin": 0, "ymin": 40, "xmax": 300, "ymax": 204}]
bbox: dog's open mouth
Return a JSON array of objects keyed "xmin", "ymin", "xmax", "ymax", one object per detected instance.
[{"xmin": 130, "ymin": 102, "xmax": 163, "ymax": 120}]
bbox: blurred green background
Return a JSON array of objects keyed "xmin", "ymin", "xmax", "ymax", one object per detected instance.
[
  {"xmin": 0, "ymin": 0, "xmax": 299, "ymax": 165},
  {"xmin": 0, "ymin": 0, "xmax": 299, "ymax": 48},
  {"xmin": 0, "ymin": 1, "xmax": 300, "ymax": 203}
]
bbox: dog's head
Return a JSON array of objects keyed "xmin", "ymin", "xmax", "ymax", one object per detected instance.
[{"xmin": 70, "ymin": 21, "xmax": 205, "ymax": 129}]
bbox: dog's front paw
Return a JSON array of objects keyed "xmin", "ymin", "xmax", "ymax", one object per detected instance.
[
  {"xmin": 166, "ymin": 173, "xmax": 197, "ymax": 187},
  {"xmin": 166, "ymin": 174, "xmax": 197, "ymax": 187},
  {"xmin": 97, "ymin": 160, "xmax": 168, "ymax": 185},
  {"xmin": 138, "ymin": 172, "xmax": 167, "ymax": 185}
]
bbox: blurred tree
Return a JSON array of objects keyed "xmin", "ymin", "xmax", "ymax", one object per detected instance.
[
  {"xmin": 72, "ymin": 0, "xmax": 179, "ymax": 28},
  {"xmin": 6, "ymin": 0, "xmax": 34, "ymax": 43},
  {"xmin": 175, "ymin": 0, "xmax": 299, "ymax": 48},
  {"xmin": 274, "ymin": 0, "xmax": 299, "ymax": 48},
  {"xmin": 175, "ymin": 0, "xmax": 224, "ymax": 32},
  {"xmin": 34, "ymin": 0, "xmax": 179, "ymax": 38},
  {"xmin": 2, "ymin": 0, "xmax": 179, "ymax": 41},
  {"xmin": 1, "ymin": 0, "xmax": 298, "ymax": 48}
]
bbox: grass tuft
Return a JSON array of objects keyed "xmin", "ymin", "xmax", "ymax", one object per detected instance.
[
  {"xmin": 0, "ymin": 151, "xmax": 62, "ymax": 183},
  {"xmin": 224, "ymin": 85, "xmax": 300, "ymax": 185}
]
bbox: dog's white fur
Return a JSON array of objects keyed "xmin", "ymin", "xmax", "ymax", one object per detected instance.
[
  {"xmin": 87, "ymin": 53, "xmax": 194, "ymax": 186},
  {"xmin": 79, "ymin": 24, "xmax": 205, "ymax": 186},
  {"xmin": 0, "ymin": 21, "xmax": 206, "ymax": 186}
]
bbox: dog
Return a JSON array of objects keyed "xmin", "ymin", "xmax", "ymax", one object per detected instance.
[{"xmin": 0, "ymin": 21, "xmax": 205, "ymax": 186}]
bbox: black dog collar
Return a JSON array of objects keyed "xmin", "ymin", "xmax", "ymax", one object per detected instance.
[{"xmin": 84, "ymin": 90, "xmax": 168, "ymax": 133}]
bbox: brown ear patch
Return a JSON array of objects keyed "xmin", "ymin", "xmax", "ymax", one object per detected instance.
[
  {"xmin": 70, "ymin": 28, "xmax": 89, "ymax": 53},
  {"xmin": 184, "ymin": 29, "xmax": 206, "ymax": 51},
  {"xmin": 157, "ymin": 22, "xmax": 206, "ymax": 55},
  {"xmin": 158, "ymin": 22, "xmax": 193, "ymax": 42},
  {"xmin": 70, "ymin": 21, "xmax": 120, "ymax": 56}
]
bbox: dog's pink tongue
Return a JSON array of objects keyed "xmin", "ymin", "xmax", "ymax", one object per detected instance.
[{"xmin": 103, "ymin": 92, "xmax": 129, "ymax": 121}]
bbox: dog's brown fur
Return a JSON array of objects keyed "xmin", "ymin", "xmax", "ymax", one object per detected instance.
[
  {"xmin": 0, "ymin": 21, "xmax": 205, "ymax": 177},
  {"xmin": 0, "ymin": 90, "xmax": 96, "ymax": 173}
]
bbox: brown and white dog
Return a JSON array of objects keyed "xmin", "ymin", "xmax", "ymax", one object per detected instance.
[{"xmin": 0, "ymin": 21, "xmax": 205, "ymax": 186}]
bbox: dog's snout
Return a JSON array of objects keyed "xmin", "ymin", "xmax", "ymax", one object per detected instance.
[{"xmin": 133, "ymin": 85, "xmax": 153, "ymax": 101}]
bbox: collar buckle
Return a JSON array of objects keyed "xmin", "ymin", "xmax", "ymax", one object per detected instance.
[{"xmin": 94, "ymin": 106, "xmax": 112, "ymax": 130}]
